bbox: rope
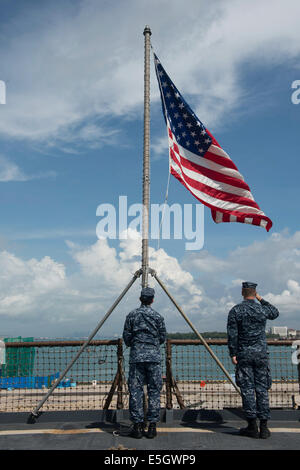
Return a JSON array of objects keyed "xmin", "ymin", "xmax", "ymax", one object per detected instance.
[
  {"xmin": 157, "ymin": 169, "xmax": 171, "ymax": 250},
  {"xmin": 150, "ymin": 43, "xmax": 172, "ymax": 251}
]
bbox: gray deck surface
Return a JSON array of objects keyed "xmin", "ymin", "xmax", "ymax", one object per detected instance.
[{"xmin": 0, "ymin": 410, "xmax": 299, "ymax": 451}]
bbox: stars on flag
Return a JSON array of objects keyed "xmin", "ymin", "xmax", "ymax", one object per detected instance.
[{"xmin": 154, "ymin": 57, "xmax": 212, "ymax": 157}]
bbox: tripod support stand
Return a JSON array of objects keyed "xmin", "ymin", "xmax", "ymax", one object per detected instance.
[{"xmin": 28, "ymin": 263, "xmax": 239, "ymax": 423}]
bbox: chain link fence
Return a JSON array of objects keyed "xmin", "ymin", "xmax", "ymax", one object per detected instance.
[
  {"xmin": 165, "ymin": 339, "xmax": 300, "ymax": 410},
  {"xmin": 0, "ymin": 339, "xmax": 299, "ymax": 412}
]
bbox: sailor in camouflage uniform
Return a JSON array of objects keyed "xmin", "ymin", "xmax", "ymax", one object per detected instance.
[
  {"xmin": 227, "ymin": 282, "xmax": 279, "ymax": 439},
  {"xmin": 123, "ymin": 287, "xmax": 166, "ymax": 439}
]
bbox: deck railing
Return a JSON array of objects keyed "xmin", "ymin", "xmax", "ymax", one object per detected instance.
[{"xmin": 0, "ymin": 339, "xmax": 299, "ymax": 412}]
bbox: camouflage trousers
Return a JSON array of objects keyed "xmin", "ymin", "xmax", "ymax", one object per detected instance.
[
  {"xmin": 235, "ymin": 356, "xmax": 272, "ymax": 420},
  {"xmin": 128, "ymin": 362, "xmax": 162, "ymax": 423}
]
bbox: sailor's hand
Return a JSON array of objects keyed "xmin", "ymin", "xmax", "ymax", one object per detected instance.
[
  {"xmin": 255, "ymin": 292, "xmax": 262, "ymax": 302},
  {"xmin": 231, "ymin": 356, "xmax": 238, "ymax": 365}
]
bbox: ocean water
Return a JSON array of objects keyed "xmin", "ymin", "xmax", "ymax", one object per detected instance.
[
  {"xmin": 29, "ymin": 343, "xmax": 298, "ymax": 383},
  {"xmin": 168, "ymin": 345, "xmax": 298, "ymax": 382}
]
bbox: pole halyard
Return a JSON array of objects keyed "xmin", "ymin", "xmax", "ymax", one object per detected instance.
[{"xmin": 141, "ymin": 25, "xmax": 151, "ymax": 288}]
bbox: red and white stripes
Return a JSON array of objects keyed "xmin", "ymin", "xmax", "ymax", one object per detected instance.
[{"xmin": 167, "ymin": 121, "xmax": 272, "ymax": 231}]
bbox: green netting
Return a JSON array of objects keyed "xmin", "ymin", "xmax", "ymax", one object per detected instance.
[{"xmin": 1, "ymin": 337, "xmax": 35, "ymax": 377}]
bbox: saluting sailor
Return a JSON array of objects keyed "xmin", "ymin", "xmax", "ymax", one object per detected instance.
[{"xmin": 227, "ymin": 281, "xmax": 279, "ymax": 439}]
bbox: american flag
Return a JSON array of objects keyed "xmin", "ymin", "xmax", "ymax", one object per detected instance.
[{"xmin": 154, "ymin": 53, "xmax": 273, "ymax": 232}]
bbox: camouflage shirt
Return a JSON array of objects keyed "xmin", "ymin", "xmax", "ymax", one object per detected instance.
[
  {"xmin": 227, "ymin": 298, "xmax": 279, "ymax": 359},
  {"xmin": 123, "ymin": 304, "xmax": 167, "ymax": 363}
]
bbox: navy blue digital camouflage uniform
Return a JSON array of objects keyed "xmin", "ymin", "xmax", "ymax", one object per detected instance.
[
  {"xmin": 227, "ymin": 294, "xmax": 279, "ymax": 420},
  {"xmin": 123, "ymin": 296, "xmax": 166, "ymax": 423}
]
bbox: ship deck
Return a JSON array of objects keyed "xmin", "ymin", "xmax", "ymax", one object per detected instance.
[{"xmin": 0, "ymin": 409, "xmax": 299, "ymax": 452}]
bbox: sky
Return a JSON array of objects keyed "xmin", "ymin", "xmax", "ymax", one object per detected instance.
[{"xmin": 0, "ymin": 0, "xmax": 300, "ymax": 339}]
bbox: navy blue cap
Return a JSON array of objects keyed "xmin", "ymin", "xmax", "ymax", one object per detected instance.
[
  {"xmin": 242, "ymin": 282, "xmax": 257, "ymax": 289},
  {"xmin": 141, "ymin": 287, "xmax": 155, "ymax": 298}
]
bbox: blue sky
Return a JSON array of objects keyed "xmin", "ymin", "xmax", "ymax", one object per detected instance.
[{"xmin": 0, "ymin": 0, "xmax": 300, "ymax": 338}]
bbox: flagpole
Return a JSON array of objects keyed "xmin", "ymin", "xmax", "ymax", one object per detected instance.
[{"xmin": 141, "ymin": 25, "xmax": 151, "ymax": 288}]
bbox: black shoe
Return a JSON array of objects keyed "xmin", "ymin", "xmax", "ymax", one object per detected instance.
[
  {"xmin": 259, "ymin": 420, "xmax": 271, "ymax": 439},
  {"xmin": 130, "ymin": 423, "xmax": 144, "ymax": 439},
  {"xmin": 146, "ymin": 422, "xmax": 157, "ymax": 439},
  {"xmin": 239, "ymin": 418, "xmax": 259, "ymax": 438}
]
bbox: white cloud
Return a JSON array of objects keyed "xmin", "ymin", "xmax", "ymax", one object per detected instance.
[
  {"xmin": 183, "ymin": 229, "xmax": 300, "ymax": 327},
  {"xmin": 264, "ymin": 280, "xmax": 300, "ymax": 313},
  {"xmin": 0, "ymin": 251, "xmax": 68, "ymax": 317},
  {"xmin": 183, "ymin": 250, "xmax": 228, "ymax": 274},
  {"xmin": 151, "ymin": 136, "xmax": 169, "ymax": 159},
  {"xmin": 0, "ymin": 232, "xmax": 204, "ymax": 336},
  {"xmin": 0, "ymin": 0, "xmax": 300, "ymax": 149},
  {"xmin": 0, "ymin": 154, "xmax": 55, "ymax": 182},
  {"xmin": 0, "ymin": 155, "xmax": 28, "ymax": 182},
  {"xmin": 1, "ymin": 229, "xmax": 299, "ymax": 337}
]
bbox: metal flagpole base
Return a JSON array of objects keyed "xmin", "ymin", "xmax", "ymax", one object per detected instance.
[
  {"xmin": 27, "ymin": 412, "xmax": 42, "ymax": 424},
  {"xmin": 27, "ymin": 269, "xmax": 142, "ymax": 423},
  {"xmin": 149, "ymin": 268, "xmax": 241, "ymax": 396}
]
